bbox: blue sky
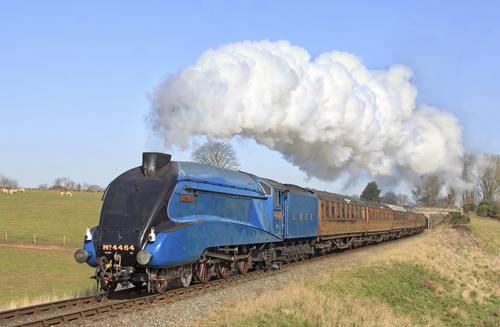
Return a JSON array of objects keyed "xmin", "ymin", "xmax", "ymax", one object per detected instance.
[{"xmin": 0, "ymin": 1, "xmax": 499, "ymax": 194}]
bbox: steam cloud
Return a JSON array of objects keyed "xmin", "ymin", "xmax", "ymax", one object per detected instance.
[{"xmin": 149, "ymin": 40, "xmax": 465, "ymax": 191}]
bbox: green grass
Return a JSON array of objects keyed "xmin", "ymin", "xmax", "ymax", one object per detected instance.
[
  {"xmin": 0, "ymin": 190, "xmax": 101, "ymax": 247},
  {"xmin": 316, "ymin": 262, "xmax": 499, "ymax": 327},
  {"xmin": 0, "ymin": 247, "xmax": 95, "ymax": 309},
  {"xmin": 470, "ymin": 215, "xmax": 500, "ymax": 253}
]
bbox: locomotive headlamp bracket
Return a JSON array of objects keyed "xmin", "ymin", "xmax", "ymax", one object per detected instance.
[
  {"xmin": 148, "ymin": 227, "xmax": 156, "ymax": 242},
  {"xmin": 84, "ymin": 227, "xmax": 93, "ymax": 241}
]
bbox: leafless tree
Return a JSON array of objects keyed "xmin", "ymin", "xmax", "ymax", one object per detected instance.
[
  {"xmin": 396, "ymin": 194, "xmax": 410, "ymax": 206},
  {"xmin": 53, "ymin": 177, "xmax": 78, "ymax": 191},
  {"xmin": 0, "ymin": 175, "xmax": 18, "ymax": 189},
  {"xmin": 413, "ymin": 175, "xmax": 442, "ymax": 207},
  {"xmin": 381, "ymin": 191, "xmax": 398, "ymax": 205},
  {"xmin": 461, "ymin": 153, "xmax": 478, "ymax": 206},
  {"xmin": 192, "ymin": 141, "xmax": 239, "ymax": 169},
  {"xmin": 478, "ymin": 154, "xmax": 499, "ymax": 202},
  {"xmin": 38, "ymin": 183, "xmax": 49, "ymax": 190},
  {"xmin": 446, "ymin": 188, "xmax": 457, "ymax": 207}
]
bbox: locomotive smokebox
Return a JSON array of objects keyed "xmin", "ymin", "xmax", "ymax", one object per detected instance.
[{"xmin": 142, "ymin": 152, "xmax": 171, "ymax": 175}]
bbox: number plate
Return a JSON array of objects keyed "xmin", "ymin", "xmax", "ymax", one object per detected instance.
[{"xmin": 102, "ymin": 244, "xmax": 135, "ymax": 252}]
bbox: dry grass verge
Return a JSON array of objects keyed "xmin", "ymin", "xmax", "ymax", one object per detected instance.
[{"xmin": 195, "ymin": 220, "xmax": 499, "ymax": 327}]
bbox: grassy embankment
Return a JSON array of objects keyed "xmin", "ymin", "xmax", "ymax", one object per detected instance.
[
  {"xmin": 201, "ymin": 218, "xmax": 500, "ymax": 327},
  {"xmin": 0, "ymin": 190, "xmax": 101, "ymax": 309}
]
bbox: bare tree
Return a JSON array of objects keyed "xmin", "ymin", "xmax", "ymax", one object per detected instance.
[
  {"xmin": 381, "ymin": 191, "xmax": 398, "ymax": 205},
  {"xmin": 0, "ymin": 175, "xmax": 18, "ymax": 189},
  {"xmin": 461, "ymin": 153, "xmax": 478, "ymax": 207},
  {"xmin": 396, "ymin": 194, "xmax": 410, "ymax": 207},
  {"xmin": 413, "ymin": 175, "xmax": 442, "ymax": 207},
  {"xmin": 53, "ymin": 177, "xmax": 78, "ymax": 190},
  {"xmin": 192, "ymin": 141, "xmax": 239, "ymax": 169},
  {"xmin": 478, "ymin": 154, "xmax": 499, "ymax": 202},
  {"xmin": 38, "ymin": 183, "xmax": 49, "ymax": 190},
  {"xmin": 446, "ymin": 188, "xmax": 457, "ymax": 208}
]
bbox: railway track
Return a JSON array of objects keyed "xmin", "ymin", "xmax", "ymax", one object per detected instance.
[{"xmin": 0, "ymin": 232, "xmax": 422, "ymax": 327}]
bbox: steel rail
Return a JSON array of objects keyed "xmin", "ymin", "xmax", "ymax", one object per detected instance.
[{"xmin": 0, "ymin": 294, "xmax": 103, "ymax": 322}]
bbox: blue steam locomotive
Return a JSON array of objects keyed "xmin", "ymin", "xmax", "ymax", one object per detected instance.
[{"xmin": 74, "ymin": 152, "xmax": 426, "ymax": 294}]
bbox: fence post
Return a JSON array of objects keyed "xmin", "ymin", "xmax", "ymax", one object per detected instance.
[
  {"xmin": 33, "ymin": 233, "xmax": 36, "ymax": 244},
  {"xmin": 63, "ymin": 235, "xmax": 66, "ymax": 247}
]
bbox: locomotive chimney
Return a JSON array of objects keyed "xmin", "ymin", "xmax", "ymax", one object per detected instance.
[{"xmin": 142, "ymin": 152, "xmax": 171, "ymax": 175}]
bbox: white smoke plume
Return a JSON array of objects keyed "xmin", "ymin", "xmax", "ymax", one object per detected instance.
[{"xmin": 149, "ymin": 40, "xmax": 465, "ymax": 191}]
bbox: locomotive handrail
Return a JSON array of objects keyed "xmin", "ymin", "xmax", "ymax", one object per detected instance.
[
  {"xmin": 183, "ymin": 185, "xmax": 267, "ymax": 199},
  {"xmin": 179, "ymin": 177, "xmax": 263, "ymax": 193}
]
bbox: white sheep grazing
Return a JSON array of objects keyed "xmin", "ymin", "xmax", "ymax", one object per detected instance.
[
  {"xmin": 1, "ymin": 188, "xmax": 8, "ymax": 194},
  {"xmin": 19, "ymin": 188, "xmax": 26, "ymax": 194},
  {"xmin": 60, "ymin": 191, "xmax": 65, "ymax": 196},
  {"xmin": 9, "ymin": 189, "xmax": 18, "ymax": 195},
  {"xmin": 65, "ymin": 191, "xmax": 73, "ymax": 197}
]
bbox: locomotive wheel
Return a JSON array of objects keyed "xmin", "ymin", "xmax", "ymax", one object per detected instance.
[
  {"xmin": 154, "ymin": 279, "xmax": 168, "ymax": 293},
  {"xmin": 151, "ymin": 270, "xmax": 168, "ymax": 293},
  {"xmin": 195, "ymin": 262, "xmax": 211, "ymax": 283},
  {"xmin": 216, "ymin": 262, "xmax": 231, "ymax": 279},
  {"xmin": 180, "ymin": 266, "xmax": 193, "ymax": 288},
  {"xmin": 236, "ymin": 260, "xmax": 250, "ymax": 274}
]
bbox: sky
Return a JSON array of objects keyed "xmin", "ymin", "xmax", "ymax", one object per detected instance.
[{"xmin": 0, "ymin": 1, "xmax": 499, "ymax": 194}]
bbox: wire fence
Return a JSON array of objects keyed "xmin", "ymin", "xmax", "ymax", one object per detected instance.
[{"xmin": 0, "ymin": 231, "xmax": 80, "ymax": 248}]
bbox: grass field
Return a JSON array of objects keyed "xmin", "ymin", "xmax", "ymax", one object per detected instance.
[
  {"xmin": 0, "ymin": 246, "xmax": 95, "ymax": 309},
  {"xmin": 0, "ymin": 190, "xmax": 101, "ymax": 247},
  {"xmin": 199, "ymin": 218, "xmax": 500, "ymax": 327},
  {"xmin": 0, "ymin": 190, "xmax": 101, "ymax": 309},
  {"xmin": 469, "ymin": 215, "xmax": 500, "ymax": 253}
]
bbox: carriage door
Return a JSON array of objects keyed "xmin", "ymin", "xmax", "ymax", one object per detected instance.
[{"xmin": 273, "ymin": 189, "xmax": 284, "ymax": 238}]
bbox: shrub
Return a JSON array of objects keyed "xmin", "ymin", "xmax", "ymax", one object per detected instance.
[
  {"xmin": 462, "ymin": 202, "xmax": 476, "ymax": 213},
  {"xmin": 449, "ymin": 212, "xmax": 470, "ymax": 224},
  {"xmin": 476, "ymin": 201, "xmax": 498, "ymax": 218}
]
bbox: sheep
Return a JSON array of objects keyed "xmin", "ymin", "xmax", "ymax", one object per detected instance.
[
  {"xmin": 60, "ymin": 191, "xmax": 65, "ymax": 196},
  {"xmin": 9, "ymin": 189, "xmax": 18, "ymax": 195},
  {"xmin": 65, "ymin": 191, "xmax": 73, "ymax": 197},
  {"xmin": 1, "ymin": 188, "xmax": 8, "ymax": 194},
  {"xmin": 19, "ymin": 188, "xmax": 26, "ymax": 194}
]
